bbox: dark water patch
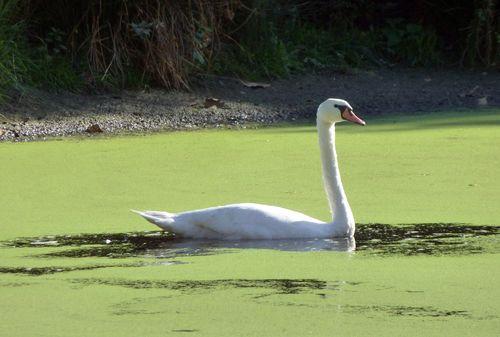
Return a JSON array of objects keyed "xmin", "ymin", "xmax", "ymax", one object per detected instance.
[
  {"xmin": 42, "ymin": 246, "xmax": 224, "ymax": 259},
  {"xmin": 42, "ymin": 245, "xmax": 142, "ymax": 258},
  {"xmin": 355, "ymin": 223, "xmax": 499, "ymax": 256},
  {"xmin": 338, "ymin": 304, "xmax": 470, "ymax": 318},
  {"xmin": 72, "ymin": 278, "xmax": 329, "ymax": 295},
  {"xmin": 2, "ymin": 231, "xmax": 223, "ymax": 259},
  {"xmin": 0, "ymin": 262, "xmax": 170, "ymax": 276},
  {"xmin": 1, "ymin": 223, "xmax": 498, "ymax": 258},
  {"xmin": 111, "ymin": 295, "xmax": 173, "ymax": 316},
  {"xmin": 2, "ymin": 231, "xmax": 176, "ymax": 248},
  {"xmin": 356, "ymin": 223, "xmax": 498, "ymax": 241},
  {"xmin": 0, "ymin": 281, "xmax": 31, "ymax": 287},
  {"xmin": 113, "ymin": 308, "xmax": 168, "ymax": 316}
]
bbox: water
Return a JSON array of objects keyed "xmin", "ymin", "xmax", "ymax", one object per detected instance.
[
  {"xmin": 0, "ymin": 224, "xmax": 498, "ymax": 336},
  {"xmin": 2, "ymin": 223, "xmax": 498, "ymax": 265},
  {"xmin": 1, "ymin": 111, "xmax": 499, "ymax": 336}
]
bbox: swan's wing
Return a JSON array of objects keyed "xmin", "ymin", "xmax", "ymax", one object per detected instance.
[{"xmin": 168, "ymin": 203, "xmax": 327, "ymax": 239}]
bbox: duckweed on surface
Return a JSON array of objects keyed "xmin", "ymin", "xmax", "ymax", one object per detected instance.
[{"xmin": 1, "ymin": 110, "xmax": 499, "ymax": 337}]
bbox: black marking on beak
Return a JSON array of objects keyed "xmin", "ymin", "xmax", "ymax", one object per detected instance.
[{"xmin": 335, "ymin": 104, "xmax": 350, "ymax": 120}]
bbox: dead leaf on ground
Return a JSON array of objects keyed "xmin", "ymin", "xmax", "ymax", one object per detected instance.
[
  {"xmin": 204, "ymin": 97, "xmax": 225, "ymax": 108},
  {"xmin": 86, "ymin": 124, "xmax": 104, "ymax": 133},
  {"xmin": 240, "ymin": 80, "xmax": 271, "ymax": 89}
]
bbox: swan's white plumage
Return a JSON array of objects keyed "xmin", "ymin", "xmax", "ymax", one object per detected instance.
[
  {"xmin": 135, "ymin": 203, "xmax": 328, "ymax": 240},
  {"xmin": 135, "ymin": 98, "xmax": 365, "ymax": 240}
]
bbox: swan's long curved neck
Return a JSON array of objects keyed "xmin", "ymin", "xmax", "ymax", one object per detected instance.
[{"xmin": 317, "ymin": 120, "xmax": 355, "ymax": 234}]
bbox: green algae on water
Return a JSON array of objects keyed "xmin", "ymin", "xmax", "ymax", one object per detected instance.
[{"xmin": 0, "ymin": 109, "xmax": 499, "ymax": 337}]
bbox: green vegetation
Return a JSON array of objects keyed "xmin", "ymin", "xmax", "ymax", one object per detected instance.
[
  {"xmin": 214, "ymin": 3, "xmax": 444, "ymax": 78},
  {"xmin": 0, "ymin": 0, "xmax": 28, "ymax": 99},
  {"xmin": 0, "ymin": 0, "xmax": 83, "ymax": 100},
  {"xmin": 0, "ymin": 110, "xmax": 499, "ymax": 336},
  {"xmin": 0, "ymin": 0, "xmax": 498, "ymax": 98},
  {"xmin": 0, "ymin": 0, "xmax": 237, "ymax": 100}
]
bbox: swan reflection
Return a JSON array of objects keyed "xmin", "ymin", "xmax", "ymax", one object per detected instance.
[{"xmin": 144, "ymin": 236, "xmax": 356, "ymax": 257}]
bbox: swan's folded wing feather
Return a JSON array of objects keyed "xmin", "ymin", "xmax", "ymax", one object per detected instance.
[{"xmin": 171, "ymin": 203, "xmax": 326, "ymax": 239}]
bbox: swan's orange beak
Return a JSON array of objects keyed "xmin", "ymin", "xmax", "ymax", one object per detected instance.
[{"xmin": 342, "ymin": 109, "xmax": 366, "ymax": 126}]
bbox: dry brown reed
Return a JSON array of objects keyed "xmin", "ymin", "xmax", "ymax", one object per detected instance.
[{"xmin": 26, "ymin": 0, "xmax": 241, "ymax": 89}]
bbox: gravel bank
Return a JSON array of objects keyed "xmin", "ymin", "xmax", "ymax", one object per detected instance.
[{"xmin": 1, "ymin": 68, "xmax": 499, "ymax": 141}]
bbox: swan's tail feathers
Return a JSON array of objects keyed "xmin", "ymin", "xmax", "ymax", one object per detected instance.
[{"xmin": 131, "ymin": 209, "xmax": 175, "ymax": 230}]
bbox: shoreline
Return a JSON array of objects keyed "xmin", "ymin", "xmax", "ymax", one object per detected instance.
[{"xmin": 1, "ymin": 68, "xmax": 499, "ymax": 141}]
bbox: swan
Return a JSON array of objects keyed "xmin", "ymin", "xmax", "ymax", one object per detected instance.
[{"xmin": 134, "ymin": 98, "xmax": 366, "ymax": 240}]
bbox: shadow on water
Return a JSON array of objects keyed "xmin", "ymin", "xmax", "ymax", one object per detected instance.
[
  {"xmin": 2, "ymin": 223, "xmax": 498, "ymax": 258},
  {"xmin": 0, "ymin": 263, "xmax": 141, "ymax": 276},
  {"xmin": 72, "ymin": 278, "xmax": 332, "ymax": 294},
  {"xmin": 335, "ymin": 304, "xmax": 470, "ymax": 318},
  {"xmin": 2, "ymin": 231, "xmax": 228, "ymax": 259},
  {"xmin": 0, "ymin": 223, "xmax": 498, "ymax": 276},
  {"xmin": 2, "ymin": 224, "xmax": 496, "ymax": 320},
  {"xmin": 355, "ymin": 223, "xmax": 499, "ymax": 256},
  {"xmin": 263, "ymin": 301, "xmax": 475, "ymax": 318},
  {"xmin": 73, "ymin": 277, "xmax": 477, "ymax": 320}
]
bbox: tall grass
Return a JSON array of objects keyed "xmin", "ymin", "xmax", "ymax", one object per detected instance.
[
  {"xmin": 215, "ymin": 0, "xmax": 498, "ymax": 80},
  {"xmin": 0, "ymin": 0, "xmax": 30, "ymax": 100},
  {"xmin": 0, "ymin": 0, "xmax": 83, "ymax": 101},
  {"xmin": 25, "ymin": 0, "xmax": 240, "ymax": 90},
  {"xmin": 462, "ymin": 0, "xmax": 499, "ymax": 67},
  {"xmin": 212, "ymin": 1, "xmax": 442, "ymax": 79},
  {"xmin": 0, "ymin": 0, "xmax": 498, "ymax": 100},
  {"xmin": 1, "ymin": 0, "xmax": 240, "ymax": 97}
]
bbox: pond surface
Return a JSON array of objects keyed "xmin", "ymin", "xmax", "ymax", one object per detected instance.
[
  {"xmin": 1, "ymin": 110, "xmax": 499, "ymax": 336},
  {"xmin": 0, "ymin": 223, "xmax": 499, "ymax": 337}
]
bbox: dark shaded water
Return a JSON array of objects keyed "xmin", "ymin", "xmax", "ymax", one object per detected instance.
[
  {"xmin": 0, "ymin": 223, "xmax": 500, "ymax": 278},
  {"xmin": 2, "ymin": 223, "xmax": 498, "ymax": 260},
  {"xmin": 72, "ymin": 278, "xmax": 330, "ymax": 294},
  {"xmin": 330, "ymin": 304, "xmax": 471, "ymax": 318},
  {"xmin": 0, "ymin": 223, "xmax": 498, "ymax": 277}
]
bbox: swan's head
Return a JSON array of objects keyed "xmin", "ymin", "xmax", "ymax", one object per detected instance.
[{"xmin": 317, "ymin": 98, "xmax": 366, "ymax": 125}]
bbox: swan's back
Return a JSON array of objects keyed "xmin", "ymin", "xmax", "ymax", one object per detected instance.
[{"xmin": 136, "ymin": 203, "xmax": 329, "ymax": 240}]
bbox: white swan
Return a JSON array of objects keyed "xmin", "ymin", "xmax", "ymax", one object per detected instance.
[{"xmin": 134, "ymin": 98, "xmax": 365, "ymax": 240}]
